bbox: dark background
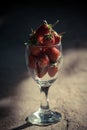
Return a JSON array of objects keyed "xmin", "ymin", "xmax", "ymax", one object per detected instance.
[{"xmin": 0, "ymin": 1, "xmax": 87, "ymax": 49}]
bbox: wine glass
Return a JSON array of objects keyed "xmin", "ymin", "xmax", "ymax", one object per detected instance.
[{"xmin": 25, "ymin": 41, "xmax": 63, "ymax": 126}]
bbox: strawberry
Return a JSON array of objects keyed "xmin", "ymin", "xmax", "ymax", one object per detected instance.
[
  {"xmin": 28, "ymin": 54, "xmax": 36, "ymax": 69},
  {"xmin": 46, "ymin": 47, "xmax": 60, "ymax": 62},
  {"xmin": 48, "ymin": 66, "xmax": 58, "ymax": 77},
  {"xmin": 28, "ymin": 20, "xmax": 64, "ymax": 46},
  {"xmin": 43, "ymin": 34, "xmax": 55, "ymax": 46},
  {"xmin": 52, "ymin": 30, "xmax": 61, "ymax": 44},
  {"xmin": 29, "ymin": 46, "xmax": 41, "ymax": 56},
  {"xmin": 36, "ymin": 23, "xmax": 51, "ymax": 37},
  {"xmin": 37, "ymin": 53, "xmax": 50, "ymax": 68},
  {"xmin": 37, "ymin": 36, "xmax": 43, "ymax": 44},
  {"xmin": 36, "ymin": 66, "xmax": 48, "ymax": 78},
  {"xmin": 35, "ymin": 22, "xmax": 52, "ymax": 44}
]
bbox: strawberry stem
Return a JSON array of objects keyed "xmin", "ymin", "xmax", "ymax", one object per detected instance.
[
  {"xmin": 52, "ymin": 20, "xmax": 59, "ymax": 27},
  {"xmin": 43, "ymin": 20, "xmax": 48, "ymax": 24},
  {"xmin": 44, "ymin": 34, "xmax": 52, "ymax": 40},
  {"xmin": 59, "ymin": 32, "xmax": 66, "ymax": 37}
]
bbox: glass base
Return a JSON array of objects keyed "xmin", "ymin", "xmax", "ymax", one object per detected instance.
[{"xmin": 26, "ymin": 108, "xmax": 62, "ymax": 126}]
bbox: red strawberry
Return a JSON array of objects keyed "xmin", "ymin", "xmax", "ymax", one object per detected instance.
[
  {"xmin": 28, "ymin": 54, "xmax": 36, "ymax": 69},
  {"xmin": 29, "ymin": 46, "xmax": 41, "ymax": 56},
  {"xmin": 48, "ymin": 66, "xmax": 58, "ymax": 77},
  {"xmin": 38, "ymin": 53, "xmax": 50, "ymax": 68},
  {"xmin": 52, "ymin": 31, "xmax": 61, "ymax": 44},
  {"xmin": 35, "ymin": 23, "xmax": 52, "ymax": 44},
  {"xmin": 43, "ymin": 34, "xmax": 55, "ymax": 46},
  {"xmin": 37, "ymin": 36, "xmax": 43, "ymax": 44},
  {"xmin": 46, "ymin": 47, "xmax": 60, "ymax": 62},
  {"xmin": 36, "ymin": 24, "xmax": 51, "ymax": 36},
  {"xmin": 36, "ymin": 66, "xmax": 48, "ymax": 78}
]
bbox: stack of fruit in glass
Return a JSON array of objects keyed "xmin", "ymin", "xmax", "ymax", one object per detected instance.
[{"xmin": 25, "ymin": 20, "xmax": 63, "ymax": 126}]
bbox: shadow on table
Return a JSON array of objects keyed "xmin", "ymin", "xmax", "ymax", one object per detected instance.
[
  {"xmin": 11, "ymin": 121, "xmax": 56, "ymax": 130},
  {"xmin": 11, "ymin": 122, "xmax": 33, "ymax": 130}
]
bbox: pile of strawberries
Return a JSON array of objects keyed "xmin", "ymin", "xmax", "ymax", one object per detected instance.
[{"xmin": 28, "ymin": 20, "xmax": 62, "ymax": 78}]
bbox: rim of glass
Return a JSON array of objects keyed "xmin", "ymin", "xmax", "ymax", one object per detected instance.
[{"xmin": 25, "ymin": 41, "xmax": 61, "ymax": 48}]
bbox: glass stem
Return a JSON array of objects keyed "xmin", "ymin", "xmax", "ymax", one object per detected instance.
[{"xmin": 40, "ymin": 86, "xmax": 50, "ymax": 110}]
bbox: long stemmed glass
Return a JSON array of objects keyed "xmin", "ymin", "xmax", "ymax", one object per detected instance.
[{"xmin": 25, "ymin": 41, "xmax": 63, "ymax": 126}]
